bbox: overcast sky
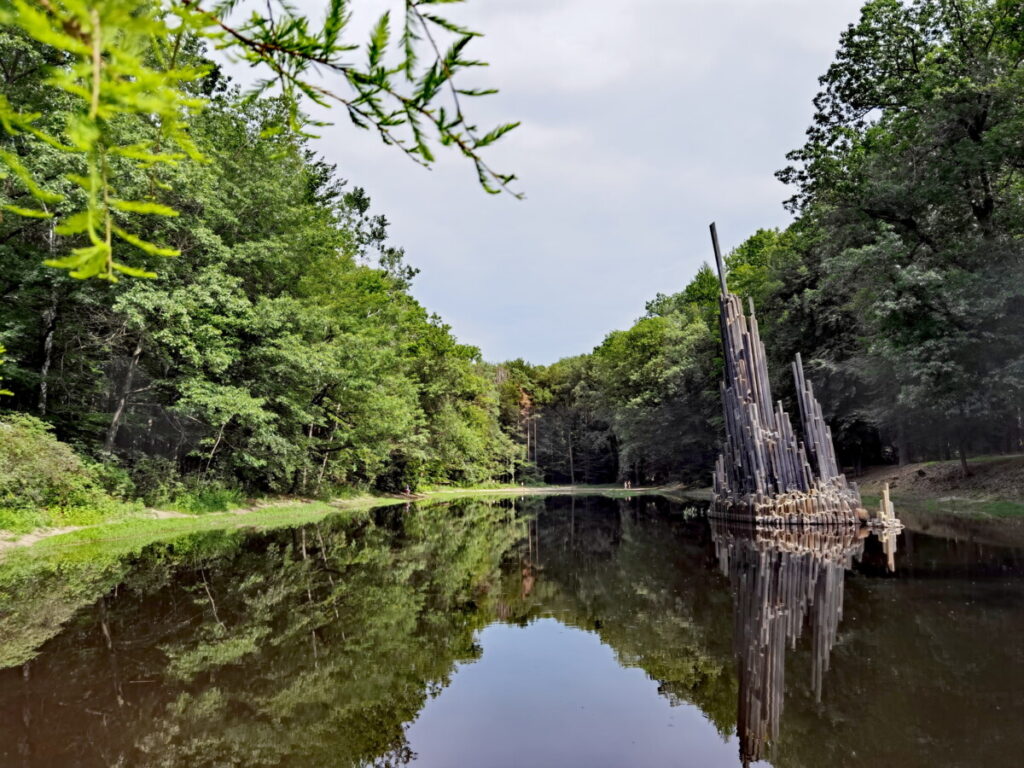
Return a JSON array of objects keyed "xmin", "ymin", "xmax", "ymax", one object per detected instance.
[{"xmin": 245, "ymin": 1, "xmax": 866, "ymax": 364}]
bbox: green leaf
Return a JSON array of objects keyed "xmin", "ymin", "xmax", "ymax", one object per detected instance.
[
  {"xmin": 113, "ymin": 226, "xmax": 181, "ymax": 257},
  {"xmin": 421, "ymin": 13, "xmax": 479, "ymax": 37},
  {"xmin": 368, "ymin": 12, "xmax": 391, "ymax": 68},
  {"xmin": 110, "ymin": 199, "xmax": 180, "ymax": 217},
  {"xmin": 45, "ymin": 243, "xmax": 112, "ymax": 280},
  {"xmin": 66, "ymin": 114, "xmax": 100, "ymax": 151},
  {"xmin": 54, "ymin": 211, "xmax": 92, "ymax": 235},
  {"xmin": 473, "ymin": 121, "xmax": 520, "ymax": 148},
  {"xmin": 112, "ymin": 262, "xmax": 158, "ymax": 279},
  {"xmin": 111, "ymin": 144, "xmax": 186, "ymax": 165},
  {"xmin": 6, "ymin": 0, "xmax": 91, "ymax": 56},
  {"xmin": 0, "ymin": 149, "xmax": 63, "ymax": 204},
  {"xmin": 2, "ymin": 204, "xmax": 52, "ymax": 219}
]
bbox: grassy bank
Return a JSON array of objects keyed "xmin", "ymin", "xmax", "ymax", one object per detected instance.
[
  {"xmin": 857, "ymin": 454, "xmax": 1024, "ymax": 519},
  {"xmin": 8, "ymin": 462, "xmax": 1024, "ymax": 563},
  {"xmin": 861, "ymin": 493, "xmax": 1024, "ymax": 519},
  {"xmin": 0, "ymin": 484, "xmax": 674, "ymax": 560}
]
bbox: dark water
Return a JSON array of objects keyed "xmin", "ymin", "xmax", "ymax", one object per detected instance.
[{"xmin": 1, "ymin": 496, "xmax": 1023, "ymax": 767}]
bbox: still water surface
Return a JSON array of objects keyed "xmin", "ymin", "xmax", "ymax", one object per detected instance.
[{"xmin": 1, "ymin": 495, "xmax": 1022, "ymax": 767}]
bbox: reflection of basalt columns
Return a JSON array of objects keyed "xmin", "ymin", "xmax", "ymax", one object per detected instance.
[
  {"xmin": 711, "ymin": 521, "xmax": 869, "ymax": 766},
  {"xmin": 708, "ymin": 222, "xmax": 865, "ymax": 525}
]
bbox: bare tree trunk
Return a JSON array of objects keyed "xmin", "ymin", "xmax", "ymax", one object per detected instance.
[
  {"xmin": 567, "ymin": 427, "xmax": 575, "ymax": 485},
  {"xmin": 205, "ymin": 421, "xmax": 227, "ymax": 473},
  {"xmin": 570, "ymin": 496, "xmax": 575, "ymax": 548},
  {"xmin": 958, "ymin": 439, "xmax": 972, "ymax": 478},
  {"xmin": 315, "ymin": 450, "xmax": 331, "ymax": 493},
  {"xmin": 18, "ymin": 661, "xmax": 31, "ymax": 765},
  {"xmin": 524, "ymin": 416, "xmax": 530, "ymax": 464},
  {"xmin": 896, "ymin": 420, "xmax": 909, "ymax": 466},
  {"xmin": 105, "ymin": 340, "xmax": 142, "ymax": 453},
  {"xmin": 533, "ymin": 418, "xmax": 538, "ymax": 464},
  {"xmin": 300, "ymin": 422, "xmax": 314, "ymax": 492},
  {"xmin": 37, "ymin": 296, "xmax": 58, "ymax": 415},
  {"xmin": 98, "ymin": 598, "xmax": 125, "ymax": 708}
]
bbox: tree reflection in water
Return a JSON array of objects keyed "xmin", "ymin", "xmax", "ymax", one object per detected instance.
[
  {"xmin": 712, "ymin": 520, "xmax": 898, "ymax": 766},
  {"xmin": 3, "ymin": 496, "xmax": 1022, "ymax": 768}
]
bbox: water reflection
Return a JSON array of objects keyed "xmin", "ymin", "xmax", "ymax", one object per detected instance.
[
  {"xmin": 711, "ymin": 522, "xmax": 888, "ymax": 765},
  {"xmin": 0, "ymin": 496, "xmax": 1022, "ymax": 768}
]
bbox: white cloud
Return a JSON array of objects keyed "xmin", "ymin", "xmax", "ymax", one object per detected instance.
[{"xmin": 221, "ymin": 0, "xmax": 865, "ymax": 363}]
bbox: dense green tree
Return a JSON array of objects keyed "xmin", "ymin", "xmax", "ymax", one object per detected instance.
[
  {"xmin": 777, "ymin": 0, "xmax": 1024, "ymax": 468},
  {"xmin": 0, "ymin": 36, "xmax": 518, "ymax": 499}
]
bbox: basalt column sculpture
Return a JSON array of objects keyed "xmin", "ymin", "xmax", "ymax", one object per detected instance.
[{"xmin": 708, "ymin": 223, "xmax": 880, "ymax": 526}]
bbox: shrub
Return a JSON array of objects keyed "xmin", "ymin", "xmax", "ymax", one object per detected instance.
[
  {"xmin": 129, "ymin": 456, "xmax": 185, "ymax": 508},
  {"xmin": 0, "ymin": 413, "xmax": 131, "ymax": 532},
  {"xmin": 124, "ymin": 458, "xmax": 243, "ymax": 513},
  {"xmin": 170, "ymin": 482, "xmax": 245, "ymax": 515}
]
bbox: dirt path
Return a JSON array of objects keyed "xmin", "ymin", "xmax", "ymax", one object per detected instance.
[{"xmin": 0, "ymin": 525, "xmax": 87, "ymax": 556}]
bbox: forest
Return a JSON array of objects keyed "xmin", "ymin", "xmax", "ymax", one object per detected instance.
[{"xmin": 1, "ymin": 0, "xmax": 1023, "ymax": 527}]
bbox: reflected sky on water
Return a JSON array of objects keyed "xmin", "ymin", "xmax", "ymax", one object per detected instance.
[{"xmin": 1, "ymin": 495, "xmax": 1022, "ymax": 767}]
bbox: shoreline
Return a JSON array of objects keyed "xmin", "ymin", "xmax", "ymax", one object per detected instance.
[
  {"xmin": 0, "ymin": 484, "xmax": 673, "ymax": 560},
  {"xmin": 3, "ymin": 474, "xmax": 1022, "ymax": 561}
]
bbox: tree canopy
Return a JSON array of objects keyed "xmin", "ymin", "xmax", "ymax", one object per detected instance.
[{"xmin": 0, "ymin": 0, "xmax": 518, "ymax": 281}]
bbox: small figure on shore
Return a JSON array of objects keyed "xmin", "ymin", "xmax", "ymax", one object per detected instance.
[{"xmin": 404, "ymin": 485, "xmax": 411, "ymax": 495}]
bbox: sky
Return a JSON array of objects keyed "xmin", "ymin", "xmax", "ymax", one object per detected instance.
[{"xmin": 229, "ymin": 0, "xmax": 866, "ymax": 364}]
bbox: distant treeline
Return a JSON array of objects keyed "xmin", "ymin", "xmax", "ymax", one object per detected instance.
[{"xmin": 498, "ymin": 0, "xmax": 1024, "ymax": 485}]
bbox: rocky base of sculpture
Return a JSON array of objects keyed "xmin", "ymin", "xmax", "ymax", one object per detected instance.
[{"xmin": 711, "ymin": 481, "xmax": 902, "ymax": 529}]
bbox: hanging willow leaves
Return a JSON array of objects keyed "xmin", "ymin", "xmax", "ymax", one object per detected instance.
[
  {"xmin": 0, "ymin": 0, "xmax": 519, "ymax": 281},
  {"xmin": 0, "ymin": 1, "xmax": 205, "ymax": 280}
]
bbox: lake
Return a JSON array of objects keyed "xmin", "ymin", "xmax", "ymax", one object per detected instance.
[{"xmin": 1, "ymin": 495, "xmax": 1022, "ymax": 767}]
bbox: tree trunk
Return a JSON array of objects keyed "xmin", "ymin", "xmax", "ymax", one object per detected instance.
[
  {"xmin": 567, "ymin": 427, "xmax": 575, "ymax": 485},
  {"xmin": 37, "ymin": 296, "xmax": 58, "ymax": 415},
  {"xmin": 314, "ymin": 417, "xmax": 337, "ymax": 494},
  {"xmin": 896, "ymin": 420, "xmax": 909, "ymax": 466},
  {"xmin": 105, "ymin": 340, "xmax": 142, "ymax": 453},
  {"xmin": 958, "ymin": 439, "xmax": 972, "ymax": 478},
  {"xmin": 19, "ymin": 661, "xmax": 31, "ymax": 764},
  {"xmin": 570, "ymin": 496, "xmax": 575, "ymax": 547},
  {"xmin": 205, "ymin": 421, "xmax": 228, "ymax": 473},
  {"xmin": 300, "ymin": 422, "xmax": 314, "ymax": 492},
  {"xmin": 524, "ymin": 416, "xmax": 530, "ymax": 463},
  {"xmin": 98, "ymin": 598, "xmax": 125, "ymax": 708}
]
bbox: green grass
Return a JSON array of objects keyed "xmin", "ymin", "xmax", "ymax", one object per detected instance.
[
  {"xmin": 411, "ymin": 484, "xmax": 670, "ymax": 503},
  {"xmin": 416, "ymin": 480, "xmax": 553, "ymax": 492},
  {"xmin": 919, "ymin": 453, "xmax": 1024, "ymax": 468},
  {"xmin": 0, "ymin": 499, "xmax": 140, "ymax": 535},
  {"xmin": 1, "ymin": 498, "xmax": 404, "ymax": 561},
  {"xmin": 1, "ymin": 484, "xmax": 681, "ymax": 560},
  {"xmin": 168, "ymin": 486, "xmax": 246, "ymax": 515},
  {"xmin": 862, "ymin": 493, "xmax": 1024, "ymax": 519}
]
